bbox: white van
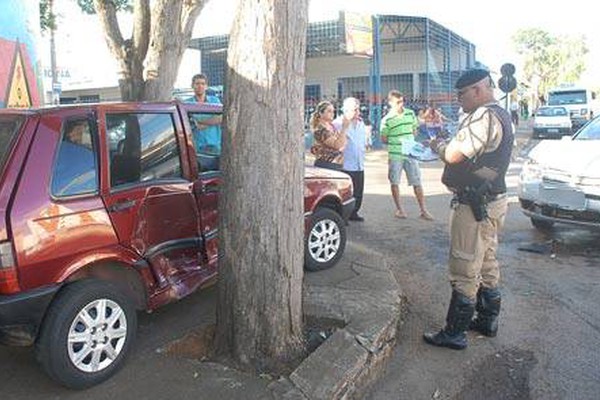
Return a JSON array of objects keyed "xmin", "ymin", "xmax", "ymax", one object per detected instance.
[{"xmin": 547, "ymin": 86, "xmax": 600, "ymax": 130}]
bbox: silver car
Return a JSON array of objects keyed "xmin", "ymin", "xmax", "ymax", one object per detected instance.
[{"xmin": 518, "ymin": 116, "xmax": 600, "ymax": 230}]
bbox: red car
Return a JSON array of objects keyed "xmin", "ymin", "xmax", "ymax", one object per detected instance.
[{"xmin": 0, "ymin": 102, "xmax": 354, "ymax": 388}]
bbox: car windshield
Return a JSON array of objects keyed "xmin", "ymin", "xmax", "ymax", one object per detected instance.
[
  {"xmin": 536, "ymin": 107, "xmax": 568, "ymax": 117},
  {"xmin": 0, "ymin": 115, "xmax": 24, "ymax": 172},
  {"xmin": 548, "ymin": 90, "xmax": 587, "ymax": 105},
  {"xmin": 574, "ymin": 117, "xmax": 600, "ymax": 140}
]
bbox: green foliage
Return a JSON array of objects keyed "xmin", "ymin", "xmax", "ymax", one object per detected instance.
[
  {"xmin": 40, "ymin": 0, "xmax": 56, "ymax": 33},
  {"xmin": 76, "ymin": 0, "xmax": 133, "ymax": 14},
  {"xmin": 513, "ymin": 28, "xmax": 588, "ymax": 95}
]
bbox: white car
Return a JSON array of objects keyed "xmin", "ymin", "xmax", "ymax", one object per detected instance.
[
  {"xmin": 518, "ymin": 116, "xmax": 600, "ymax": 230},
  {"xmin": 532, "ymin": 106, "xmax": 572, "ymax": 139}
]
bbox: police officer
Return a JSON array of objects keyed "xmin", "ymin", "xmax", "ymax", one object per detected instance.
[{"xmin": 423, "ymin": 69, "xmax": 514, "ymax": 350}]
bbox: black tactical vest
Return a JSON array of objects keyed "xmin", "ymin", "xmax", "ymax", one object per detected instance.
[{"xmin": 441, "ymin": 104, "xmax": 514, "ymax": 194}]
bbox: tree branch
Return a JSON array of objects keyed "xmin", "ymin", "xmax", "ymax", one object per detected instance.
[
  {"xmin": 132, "ymin": 0, "xmax": 150, "ymax": 61},
  {"xmin": 181, "ymin": 0, "xmax": 208, "ymax": 38},
  {"xmin": 93, "ymin": 0, "xmax": 127, "ymax": 72}
]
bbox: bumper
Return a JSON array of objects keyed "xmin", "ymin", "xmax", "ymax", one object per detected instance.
[
  {"xmin": 341, "ymin": 197, "xmax": 356, "ymax": 221},
  {"xmin": 533, "ymin": 127, "xmax": 571, "ymax": 138},
  {"xmin": 0, "ymin": 285, "xmax": 60, "ymax": 346},
  {"xmin": 519, "ymin": 198, "xmax": 600, "ymax": 229}
]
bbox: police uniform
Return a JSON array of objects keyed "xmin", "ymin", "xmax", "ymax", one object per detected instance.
[
  {"xmin": 444, "ymin": 102, "xmax": 513, "ymax": 299},
  {"xmin": 423, "ymin": 69, "xmax": 514, "ymax": 349}
]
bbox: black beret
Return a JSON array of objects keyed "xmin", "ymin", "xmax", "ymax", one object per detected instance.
[{"xmin": 455, "ymin": 69, "xmax": 491, "ymax": 90}]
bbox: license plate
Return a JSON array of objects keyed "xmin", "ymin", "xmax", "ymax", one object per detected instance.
[
  {"xmin": 539, "ymin": 186, "xmax": 586, "ymax": 210},
  {"xmin": 547, "ymin": 128, "xmax": 559, "ymax": 133}
]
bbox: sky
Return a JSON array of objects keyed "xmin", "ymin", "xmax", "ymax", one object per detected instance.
[{"xmin": 48, "ymin": 0, "xmax": 599, "ymax": 90}]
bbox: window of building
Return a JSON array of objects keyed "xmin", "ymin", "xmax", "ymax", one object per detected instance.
[
  {"xmin": 106, "ymin": 113, "xmax": 182, "ymax": 187},
  {"xmin": 79, "ymin": 95, "xmax": 100, "ymax": 103}
]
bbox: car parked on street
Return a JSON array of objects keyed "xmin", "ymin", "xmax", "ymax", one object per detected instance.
[
  {"xmin": 518, "ymin": 115, "xmax": 600, "ymax": 230},
  {"xmin": 532, "ymin": 106, "xmax": 572, "ymax": 139},
  {"xmin": 0, "ymin": 102, "xmax": 354, "ymax": 389}
]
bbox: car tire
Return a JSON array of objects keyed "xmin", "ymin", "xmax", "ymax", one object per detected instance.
[
  {"xmin": 304, "ymin": 207, "xmax": 346, "ymax": 272},
  {"xmin": 35, "ymin": 280, "xmax": 137, "ymax": 389},
  {"xmin": 531, "ymin": 217, "xmax": 554, "ymax": 231}
]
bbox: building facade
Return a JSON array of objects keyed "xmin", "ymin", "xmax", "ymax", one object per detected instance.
[{"xmin": 190, "ymin": 14, "xmax": 477, "ymax": 123}]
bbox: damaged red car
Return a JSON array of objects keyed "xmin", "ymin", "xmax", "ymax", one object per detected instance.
[{"xmin": 0, "ymin": 102, "xmax": 354, "ymax": 388}]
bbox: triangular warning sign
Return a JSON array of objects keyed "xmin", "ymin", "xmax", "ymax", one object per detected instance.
[{"xmin": 6, "ymin": 44, "xmax": 32, "ymax": 108}]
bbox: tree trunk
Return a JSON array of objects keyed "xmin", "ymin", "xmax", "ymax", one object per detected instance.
[
  {"xmin": 93, "ymin": 0, "xmax": 207, "ymax": 101},
  {"xmin": 215, "ymin": 0, "xmax": 309, "ymax": 372}
]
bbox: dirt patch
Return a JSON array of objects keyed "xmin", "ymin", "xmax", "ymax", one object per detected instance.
[
  {"xmin": 454, "ymin": 348, "xmax": 537, "ymax": 400},
  {"xmin": 160, "ymin": 316, "xmax": 344, "ymax": 373},
  {"xmin": 161, "ymin": 324, "xmax": 215, "ymax": 360}
]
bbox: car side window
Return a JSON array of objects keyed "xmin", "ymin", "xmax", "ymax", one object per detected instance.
[
  {"xmin": 188, "ymin": 111, "xmax": 222, "ymax": 173},
  {"xmin": 51, "ymin": 119, "xmax": 98, "ymax": 197},
  {"xmin": 106, "ymin": 113, "xmax": 183, "ymax": 187}
]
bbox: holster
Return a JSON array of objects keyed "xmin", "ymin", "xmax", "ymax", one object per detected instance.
[
  {"xmin": 456, "ymin": 183, "xmax": 491, "ymax": 222},
  {"xmin": 468, "ymin": 193, "xmax": 487, "ymax": 222}
]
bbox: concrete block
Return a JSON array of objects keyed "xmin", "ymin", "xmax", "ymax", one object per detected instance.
[{"xmin": 290, "ymin": 330, "xmax": 368, "ymax": 400}]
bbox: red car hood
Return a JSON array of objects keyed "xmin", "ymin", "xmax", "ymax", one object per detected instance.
[{"xmin": 304, "ymin": 165, "xmax": 350, "ymax": 180}]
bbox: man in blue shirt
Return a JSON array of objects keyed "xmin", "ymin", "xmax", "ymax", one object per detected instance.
[
  {"xmin": 334, "ymin": 97, "xmax": 367, "ymax": 221},
  {"xmin": 185, "ymin": 73, "xmax": 222, "ymax": 154}
]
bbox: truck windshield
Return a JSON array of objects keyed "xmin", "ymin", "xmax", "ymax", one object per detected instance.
[
  {"xmin": 0, "ymin": 115, "xmax": 24, "ymax": 171},
  {"xmin": 548, "ymin": 90, "xmax": 587, "ymax": 105}
]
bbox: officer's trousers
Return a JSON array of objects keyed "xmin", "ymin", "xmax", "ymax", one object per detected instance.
[{"xmin": 448, "ymin": 197, "xmax": 508, "ymax": 299}]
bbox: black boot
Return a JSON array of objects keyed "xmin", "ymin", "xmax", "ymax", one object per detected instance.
[
  {"xmin": 469, "ymin": 287, "xmax": 501, "ymax": 337},
  {"xmin": 423, "ymin": 290, "xmax": 475, "ymax": 350}
]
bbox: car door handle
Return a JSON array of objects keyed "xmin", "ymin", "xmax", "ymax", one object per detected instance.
[{"xmin": 108, "ymin": 200, "xmax": 136, "ymax": 213}]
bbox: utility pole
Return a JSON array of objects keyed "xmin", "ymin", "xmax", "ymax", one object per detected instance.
[{"xmin": 48, "ymin": 0, "xmax": 60, "ymax": 104}]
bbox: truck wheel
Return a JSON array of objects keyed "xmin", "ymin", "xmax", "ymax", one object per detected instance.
[
  {"xmin": 531, "ymin": 217, "xmax": 554, "ymax": 231},
  {"xmin": 35, "ymin": 280, "xmax": 137, "ymax": 389},
  {"xmin": 304, "ymin": 207, "xmax": 346, "ymax": 272}
]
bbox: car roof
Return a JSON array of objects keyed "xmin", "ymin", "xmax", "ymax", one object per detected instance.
[{"xmin": 0, "ymin": 101, "xmax": 223, "ymax": 116}]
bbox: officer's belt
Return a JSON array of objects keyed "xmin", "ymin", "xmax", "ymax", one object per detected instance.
[{"xmin": 454, "ymin": 192, "xmax": 507, "ymax": 205}]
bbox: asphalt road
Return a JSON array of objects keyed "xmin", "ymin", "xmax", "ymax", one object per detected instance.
[{"xmin": 361, "ymin": 126, "xmax": 600, "ymax": 400}]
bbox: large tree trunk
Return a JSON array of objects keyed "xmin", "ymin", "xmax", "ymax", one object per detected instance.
[
  {"xmin": 215, "ymin": 0, "xmax": 309, "ymax": 372},
  {"xmin": 93, "ymin": 0, "xmax": 208, "ymax": 101}
]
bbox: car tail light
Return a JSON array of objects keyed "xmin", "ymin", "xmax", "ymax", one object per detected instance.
[{"xmin": 0, "ymin": 241, "xmax": 20, "ymax": 294}]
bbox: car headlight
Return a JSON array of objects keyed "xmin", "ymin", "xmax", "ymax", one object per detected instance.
[{"xmin": 520, "ymin": 158, "xmax": 542, "ymax": 182}]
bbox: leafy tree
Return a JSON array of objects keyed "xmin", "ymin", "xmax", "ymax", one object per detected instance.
[
  {"xmin": 80, "ymin": 0, "xmax": 209, "ymax": 101},
  {"xmin": 40, "ymin": 0, "xmax": 57, "ymax": 33},
  {"xmin": 215, "ymin": 0, "xmax": 309, "ymax": 372},
  {"xmin": 76, "ymin": 0, "xmax": 132, "ymax": 14},
  {"xmin": 513, "ymin": 28, "xmax": 588, "ymax": 96}
]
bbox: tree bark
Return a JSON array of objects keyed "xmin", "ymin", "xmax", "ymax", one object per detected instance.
[
  {"xmin": 215, "ymin": 0, "xmax": 309, "ymax": 372},
  {"xmin": 143, "ymin": 0, "xmax": 207, "ymax": 100},
  {"xmin": 93, "ymin": 0, "xmax": 207, "ymax": 101}
]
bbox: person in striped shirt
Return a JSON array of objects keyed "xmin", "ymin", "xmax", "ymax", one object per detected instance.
[{"xmin": 380, "ymin": 90, "xmax": 434, "ymax": 220}]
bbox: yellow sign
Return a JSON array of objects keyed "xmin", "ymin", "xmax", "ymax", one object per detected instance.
[
  {"xmin": 7, "ymin": 46, "xmax": 32, "ymax": 108},
  {"xmin": 343, "ymin": 12, "xmax": 374, "ymax": 58}
]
